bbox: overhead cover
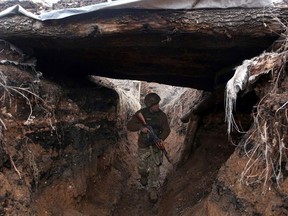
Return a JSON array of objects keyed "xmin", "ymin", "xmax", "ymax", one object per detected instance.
[{"xmin": 0, "ymin": 0, "xmax": 281, "ymax": 21}]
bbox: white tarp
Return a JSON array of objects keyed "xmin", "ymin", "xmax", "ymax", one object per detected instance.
[
  {"xmin": 0, "ymin": 0, "xmax": 282, "ymax": 21},
  {"xmin": 122, "ymin": 0, "xmax": 279, "ymax": 9}
]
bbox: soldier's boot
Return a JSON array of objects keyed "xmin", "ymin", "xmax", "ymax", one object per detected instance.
[{"xmin": 148, "ymin": 187, "xmax": 158, "ymax": 203}]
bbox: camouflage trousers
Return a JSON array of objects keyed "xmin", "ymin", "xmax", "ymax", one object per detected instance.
[{"xmin": 137, "ymin": 145, "xmax": 163, "ymax": 190}]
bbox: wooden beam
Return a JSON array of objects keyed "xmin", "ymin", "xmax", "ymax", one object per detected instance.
[
  {"xmin": 0, "ymin": 8, "xmax": 285, "ymax": 41},
  {"xmin": 0, "ymin": 8, "xmax": 286, "ymax": 90}
]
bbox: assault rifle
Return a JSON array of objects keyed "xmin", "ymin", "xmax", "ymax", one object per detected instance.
[{"xmin": 136, "ymin": 112, "xmax": 172, "ymax": 164}]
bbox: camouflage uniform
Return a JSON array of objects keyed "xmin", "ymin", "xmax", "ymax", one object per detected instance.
[
  {"xmin": 137, "ymin": 145, "xmax": 163, "ymax": 189},
  {"xmin": 127, "ymin": 107, "xmax": 171, "ymax": 191}
]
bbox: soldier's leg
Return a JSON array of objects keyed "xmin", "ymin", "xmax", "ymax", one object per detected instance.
[
  {"xmin": 147, "ymin": 147, "xmax": 163, "ymax": 203},
  {"xmin": 137, "ymin": 147, "xmax": 150, "ymax": 186},
  {"xmin": 147, "ymin": 147, "xmax": 163, "ymax": 189}
]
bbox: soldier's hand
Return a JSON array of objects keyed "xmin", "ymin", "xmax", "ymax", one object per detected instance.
[{"xmin": 140, "ymin": 127, "xmax": 150, "ymax": 133}]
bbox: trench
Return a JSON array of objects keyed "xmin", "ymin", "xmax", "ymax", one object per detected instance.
[
  {"xmin": 0, "ymin": 2, "xmax": 286, "ymax": 214},
  {"xmin": 0, "ymin": 39, "xmax": 258, "ymax": 215},
  {"xmin": 26, "ymin": 57, "xmax": 257, "ymax": 215}
]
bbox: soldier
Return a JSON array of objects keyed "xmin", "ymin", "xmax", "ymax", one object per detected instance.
[{"xmin": 127, "ymin": 93, "xmax": 171, "ymax": 203}]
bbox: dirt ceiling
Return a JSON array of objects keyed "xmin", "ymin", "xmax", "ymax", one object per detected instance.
[{"xmin": 0, "ymin": 6, "xmax": 285, "ymax": 90}]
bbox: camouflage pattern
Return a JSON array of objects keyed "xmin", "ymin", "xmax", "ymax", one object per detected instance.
[
  {"xmin": 127, "ymin": 94, "xmax": 171, "ymax": 192},
  {"xmin": 137, "ymin": 146, "xmax": 163, "ymax": 189}
]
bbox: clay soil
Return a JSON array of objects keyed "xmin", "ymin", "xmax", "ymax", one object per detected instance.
[
  {"xmin": 2, "ymin": 1, "xmax": 287, "ymax": 215},
  {"xmin": 0, "ymin": 36, "xmax": 240, "ymax": 215},
  {"xmin": 31, "ymin": 112, "xmax": 237, "ymax": 216},
  {"xmin": 111, "ymin": 113, "xmax": 236, "ymax": 216}
]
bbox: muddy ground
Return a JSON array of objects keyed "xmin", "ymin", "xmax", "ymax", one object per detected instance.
[
  {"xmin": 3, "ymin": 105, "xmax": 238, "ymax": 216},
  {"xmin": 29, "ymin": 95, "xmax": 252, "ymax": 216},
  {"xmin": 0, "ymin": 37, "xmax": 243, "ymax": 215}
]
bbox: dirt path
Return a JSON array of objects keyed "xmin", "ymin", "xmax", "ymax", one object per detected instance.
[
  {"xmin": 112, "ymin": 116, "xmax": 235, "ymax": 216},
  {"xmin": 28, "ymin": 110, "xmax": 236, "ymax": 216},
  {"xmin": 113, "ymin": 185, "xmax": 158, "ymax": 216}
]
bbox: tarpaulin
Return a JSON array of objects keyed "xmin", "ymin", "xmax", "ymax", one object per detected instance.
[{"xmin": 0, "ymin": 0, "xmax": 281, "ymax": 21}]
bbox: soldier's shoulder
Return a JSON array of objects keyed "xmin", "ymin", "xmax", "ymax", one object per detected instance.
[
  {"xmin": 158, "ymin": 109, "xmax": 168, "ymax": 116},
  {"xmin": 139, "ymin": 107, "xmax": 149, "ymax": 113}
]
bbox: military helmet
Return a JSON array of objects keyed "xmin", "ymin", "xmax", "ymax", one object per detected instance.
[{"xmin": 144, "ymin": 93, "xmax": 161, "ymax": 107}]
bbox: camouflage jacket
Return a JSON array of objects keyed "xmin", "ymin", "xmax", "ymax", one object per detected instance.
[{"xmin": 127, "ymin": 107, "xmax": 171, "ymax": 148}]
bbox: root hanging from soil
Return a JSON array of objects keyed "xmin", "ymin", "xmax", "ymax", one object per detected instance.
[
  {"xmin": 226, "ymin": 29, "xmax": 288, "ymax": 192},
  {"xmin": 240, "ymin": 90, "xmax": 288, "ymax": 192}
]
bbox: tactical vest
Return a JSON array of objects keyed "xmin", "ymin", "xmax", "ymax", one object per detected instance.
[{"xmin": 140, "ymin": 108, "xmax": 163, "ymax": 145}]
